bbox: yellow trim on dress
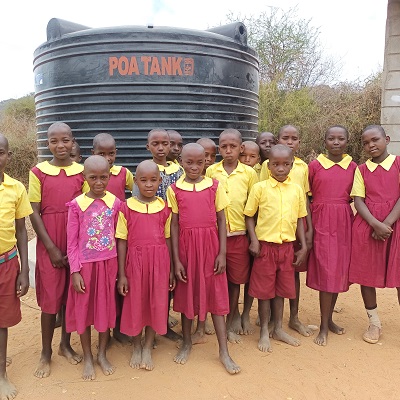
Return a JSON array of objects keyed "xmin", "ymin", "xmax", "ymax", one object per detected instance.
[
  {"xmin": 75, "ymin": 191, "xmax": 117, "ymax": 212},
  {"xmin": 36, "ymin": 161, "xmax": 84, "ymax": 176},
  {"xmin": 317, "ymin": 154, "xmax": 353, "ymax": 170},
  {"xmin": 126, "ymin": 196, "xmax": 166, "ymax": 214},
  {"xmin": 175, "ymin": 176, "xmax": 214, "ymax": 191},
  {"xmin": 365, "ymin": 154, "xmax": 396, "ymax": 172}
]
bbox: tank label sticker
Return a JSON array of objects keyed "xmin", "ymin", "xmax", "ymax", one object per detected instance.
[{"xmin": 108, "ymin": 56, "xmax": 194, "ymax": 77}]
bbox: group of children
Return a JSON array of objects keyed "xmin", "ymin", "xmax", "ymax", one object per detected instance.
[{"xmin": 1, "ymin": 121, "xmax": 400, "ymax": 399}]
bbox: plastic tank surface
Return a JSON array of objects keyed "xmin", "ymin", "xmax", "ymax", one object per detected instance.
[{"xmin": 33, "ymin": 19, "xmax": 259, "ymax": 168}]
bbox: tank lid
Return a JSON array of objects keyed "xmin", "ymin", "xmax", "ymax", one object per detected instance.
[
  {"xmin": 207, "ymin": 22, "xmax": 247, "ymax": 45},
  {"xmin": 47, "ymin": 18, "xmax": 90, "ymax": 41}
]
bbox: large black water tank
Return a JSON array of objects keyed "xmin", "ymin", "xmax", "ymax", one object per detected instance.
[{"xmin": 33, "ymin": 19, "xmax": 259, "ymax": 168}]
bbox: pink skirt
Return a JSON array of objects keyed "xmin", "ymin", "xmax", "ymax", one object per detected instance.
[{"xmin": 66, "ymin": 258, "xmax": 118, "ymax": 334}]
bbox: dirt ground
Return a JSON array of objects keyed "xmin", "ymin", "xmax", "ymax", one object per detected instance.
[{"xmin": 7, "ymin": 272, "xmax": 400, "ymax": 400}]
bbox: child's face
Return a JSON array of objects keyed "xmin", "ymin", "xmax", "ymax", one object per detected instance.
[
  {"xmin": 268, "ymin": 152, "xmax": 293, "ymax": 182},
  {"xmin": 70, "ymin": 145, "xmax": 82, "ymax": 163},
  {"xmin": 167, "ymin": 133, "xmax": 183, "ymax": 161},
  {"xmin": 278, "ymin": 127, "xmax": 300, "ymax": 153},
  {"xmin": 257, "ymin": 132, "xmax": 276, "ymax": 159},
  {"xmin": 0, "ymin": 142, "xmax": 11, "ymax": 173},
  {"xmin": 147, "ymin": 131, "xmax": 171, "ymax": 163},
  {"xmin": 325, "ymin": 128, "xmax": 348, "ymax": 157},
  {"xmin": 219, "ymin": 133, "xmax": 243, "ymax": 165},
  {"xmin": 181, "ymin": 149, "xmax": 205, "ymax": 182},
  {"xmin": 92, "ymin": 142, "xmax": 116, "ymax": 168},
  {"xmin": 239, "ymin": 144, "xmax": 260, "ymax": 168},
  {"xmin": 135, "ymin": 169, "xmax": 162, "ymax": 199},
  {"xmin": 362, "ymin": 128, "xmax": 389, "ymax": 161},
  {"xmin": 83, "ymin": 165, "xmax": 110, "ymax": 198},
  {"xmin": 201, "ymin": 143, "xmax": 217, "ymax": 170},
  {"xmin": 47, "ymin": 128, "xmax": 74, "ymax": 160}
]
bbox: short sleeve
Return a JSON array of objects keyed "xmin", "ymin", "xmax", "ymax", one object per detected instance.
[
  {"xmin": 259, "ymin": 161, "xmax": 269, "ymax": 181},
  {"xmin": 350, "ymin": 167, "xmax": 365, "ymax": 198},
  {"xmin": 15, "ymin": 183, "xmax": 33, "ymax": 219},
  {"xmin": 297, "ymin": 187, "xmax": 308, "ymax": 218},
  {"xmin": 125, "ymin": 169, "xmax": 134, "ymax": 191},
  {"xmin": 115, "ymin": 211, "xmax": 128, "ymax": 240},
  {"xmin": 215, "ymin": 183, "xmax": 230, "ymax": 212},
  {"xmin": 166, "ymin": 186, "xmax": 178, "ymax": 213},
  {"xmin": 244, "ymin": 184, "xmax": 260, "ymax": 217},
  {"xmin": 303, "ymin": 165, "xmax": 310, "ymax": 194},
  {"xmin": 205, "ymin": 165, "xmax": 213, "ymax": 178},
  {"xmin": 248, "ymin": 168, "xmax": 259, "ymax": 191},
  {"xmin": 164, "ymin": 212, "xmax": 171, "ymax": 238},
  {"xmin": 28, "ymin": 170, "xmax": 41, "ymax": 202}
]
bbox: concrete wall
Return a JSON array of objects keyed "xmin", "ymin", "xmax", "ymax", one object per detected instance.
[{"xmin": 382, "ymin": 0, "xmax": 400, "ymax": 154}]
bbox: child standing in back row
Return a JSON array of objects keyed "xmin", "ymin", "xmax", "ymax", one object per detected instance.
[
  {"xmin": 166, "ymin": 130, "xmax": 183, "ymax": 165},
  {"xmin": 197, "ymin": 138, "xmax": 217, "ymax": 175},
  {"xmin": 256, "ymin": 131, "xmax": 276, "ymax": 165},
  {"xmin": 240, "ymin": 140, "xmax": 261, "ymax": 178},
  {"xmin": 29, "ymin": 122, "xmax": 85, "ymax": 378}
]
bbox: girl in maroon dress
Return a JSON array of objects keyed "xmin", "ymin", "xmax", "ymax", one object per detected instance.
[
  {"xmin": 306, "ymin": 126, "xmax": 357, "ymax": 346},
  {"xmin": 167, "ymin": 143, "xmax": 240, "ymax": 375}
]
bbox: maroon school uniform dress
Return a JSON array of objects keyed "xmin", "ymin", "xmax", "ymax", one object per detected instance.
[
  {"xmin": 117, "ymin": 197, "xmax": 171, "ymax": 336},
  {"xmin": 306, "ymin": 155, "xmax": 357, "ymax": 293},
  {"xmin": 29, "ymin": 162, "xmax": 84, "ymax": 314},
  {"xmin": 349, "ymin": 155, "xmax": 400, "ymax": 288},
  {"xmin": 168, "ymin": 177, "xmax": 230, "ymax": 321},
  {"xmin": 107, "ymin": 165, "xmax": 133, "ymax": 202}
]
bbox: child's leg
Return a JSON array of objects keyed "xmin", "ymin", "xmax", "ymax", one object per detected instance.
[
  {"xmin": 0, "ymin": 328, "xmax": 17, "ymax": 400},
  {"xmin": 34, "ymin": 312, "xmax": 56, "ymax": 378},
  {"xmin": 226, "ymin": 282, "xmax": 242, "ymax": 343},
  {"xmin": 80, "ymin": 327, "xmax": 95, "ymax": 381},
  {"xmin": 257, "ymin": 299, "xmax": 272, "ymax": 352},
  {"xmin": 113, "ymin": 315, "xmax": 132, "ymax": 344},
  {"xmin": 211, "ymin": 314, "xmax": 241, "ymax": 374},
  {"xmin": 241, "ymin": 282, "xmax": 254, "ymax": 335},
  {"xmin": 163, "ymin": 293, "xmax": 182, "ymax": 342},
  {"xmin": 98, "ymin": 330, "xmax": 115, "ymax": 376},
  {"xmin": 272, "ymin": 296, "xmax": 300, "ymax": 347},
  {"xmin": 328, "ymin": 293, "xmax": 344, "ymax": 334},
  {"xmin": 58, "ymin": 305, "xmax": 82, "ymax": 364},
  {"xmin": 174, "ymin": 314, "xmax": 192, "ymax": 364},
  {"xmin": 360, "ymin": 285, "xmax": 381, "ymax": 343},
  {"xmin": 289, "ymin": 272, "xmax": 313, "ymax": 337},
  {"xmin": 397, "ymin": 287, "xmax": 400, "ymax": 305},
  {"xmin": 130, "ymin": 334, "xmax": 143, "ymax": 369},
  {"xmin": 141, "ymin": 327, "xmax": 156, "ymax": 371}
]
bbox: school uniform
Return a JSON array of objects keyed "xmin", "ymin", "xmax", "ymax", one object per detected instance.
[
  {"xmin": 156, "ymin": 161, "xmax": 184, "ymax": 201},
  {"xmin": 253, "ymin": 163, "xmax": 262, "ymax": 179}
]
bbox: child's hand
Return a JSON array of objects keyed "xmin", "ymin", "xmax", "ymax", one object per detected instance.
[
  {"xmin": 305, "ymin": 229, "xmax": 313, "ymax": 251},
  {"xmin": 372, "ymin": 222, "xmax": 393, "ymax": 241},
  {"xmin": 118, "ymin": 275, "xmax": 129, "ymax": 296},
  {"xmin": 169, "ymin": 271, "xmax": 176, "ymax": 291},
  {"xmin": 248, "ymin": 240, "xmax": 260, "ymax": 258},
  {"xmin": 293, "ymin": 247, "xmax": 307, "ymax": 267},
  {"xmin": 175, "ymin": 261, "xmax": 187, "ymax": 283},
  {"xmin": 214, "ymin": 253, "xmax": 226, "ymax": 275},
  {"xmin": 48, "ymin": 245, "xmax": 68, "ymax": 268},
  {"xmin": 16, "ymin": 271, "xmax": 29, "ymax": 298},
  {"xmin": 72, "ymin": 272, "xmax": 85, "ymax": 293}
]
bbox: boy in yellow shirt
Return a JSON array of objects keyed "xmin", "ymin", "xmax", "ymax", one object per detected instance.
[{"xmin": 245, "ymin": 144, "xmax": 307, "ymax": 351}]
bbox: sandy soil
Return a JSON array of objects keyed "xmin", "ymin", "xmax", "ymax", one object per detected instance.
[{"xmin": 6, "ymin": 274, "xmax": 400, "ymax": 400}]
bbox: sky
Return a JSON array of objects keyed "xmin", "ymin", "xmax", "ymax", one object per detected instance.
[{"xmin": 0, "ymin": 0, "xmax": 387, "ymax": 101}]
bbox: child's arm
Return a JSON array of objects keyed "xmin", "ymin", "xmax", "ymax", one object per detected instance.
[
  {"xmin": 293, "ymin": 218, "xmax": 307, "ymax": 266},
  {"xmin": 30, "ymin": 203, "xmax": 68, "ymax": 268},
  {"xmin": 166, "ymin": 238, "xmax": 176, "ymax": 290},
  {"xmin": 382, "ymin": 197, "xmax": 400, "ymax": 228},
  {"xmin": 246, "ymin": 215, "xmax": 260, "ymax": 257},
  {"xmin": 15, "ymin": 218, "xmax": 29, "ymax": 297},
  {"xmin": 171, "ymin": 213, "xmax": 186, "ymax": 283},
  {"xmin": 117, "ymin": 239, "xmax": 128, "ymax": 295},
  {"xmin": 214, "ymin": 210, "xmax": 227, "ymax": 275}
]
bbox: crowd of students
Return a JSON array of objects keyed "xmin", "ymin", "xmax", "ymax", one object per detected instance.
[{"xmin": 1, "ymin": 122, "xmax": 399, "ymax": 399}]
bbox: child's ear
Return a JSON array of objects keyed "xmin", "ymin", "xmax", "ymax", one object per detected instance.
[
  {"xmin": 46, "ymin": 140, "xmax": 49, "ymax": 148},
  {"xmin": 146, "ymin": 143, "xmax": 150, "ymax": 151},
  {"xmin": 386, "ymin": 135, "xmax": 391, "ymax": 145},
  {"xmin": 6, "ymin": 151, "xmax": 12, "ymax": 165},
  {"xmin": 240, "ymin": 144, "xmax": 245, "ymax": 153},
  {"xmin": 91, "ymin": 149, "xmax": 95, "ymax": 155},
  {"xmin": 115, "ymin": 148, "xmax": 118, "ymax": 155}
]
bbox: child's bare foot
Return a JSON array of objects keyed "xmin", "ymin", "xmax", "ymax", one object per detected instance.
[
  {"xmin": 362, "ymin": 325, "xmax": 381, "ymax": 344},
  {"xmin": 140, "ymin": 348, "xmax": 154, "ymax": 371},
  {"xmin": 97, "ymin": 354, "xmax": 115, "ymax": 376},
  {"xmin": 58, "ymin": 344, "xmax": 83, "ymax": 365},
  {"xmin": 227, "ymin": 330, "xmax": 242, "ymax": 344},
  {"xmin": 34, "ymin": 354, "xmax": 51, "ymax": 378},
  {"xmin": 129, "ymin": 347, "xmax": 142, "ymax": 369},
  {"xmin": 258, "ymin": 331, "xmax": 273, "ymax": 353},
  {"xmin": 82, "ymin": 356, "xmax": 96, "ymax": 381},
  {"xmin": 231, "ymin": 314, "xmax": 243, "ymax": 335},
  {"xmin": 0, "ymin": 376, "xmax": 18, "ymax": 400},
  {"xmin": 329, "ymin": 321, "xmax": 345, "ymax": 335},
  {"xmin": 268, "ymin": 320, "xmax": 275, "ymax": 337},
  {"xmin": 152, "ymin": 337, "xmax": 158, "ymax": 349},
  {"xmin": 168, "ymin": 315, "xmax": 178, "ymax": 328},
  {"xmin": 289, "ymin": 317, "xmax": 314, "ymax": 337},
  {"xmin": 191, "ymin": 330, "xmax": 207, "ymax": 345},
  {"xmin": 241, "ymin": 314, "xmax": 254, "ymax": 335},
  {"xmin": 163, "ymin": 327, "xmax": 182, "ymax": 342},
  {"xmin": 314, "ymin": 329, "xmax": 328, "ymax": 346},
  {"xmin": 219, "ymin": 353, "xmax": 241, "ymax": 374},
  {"xmin": 205, "ymin": 320, "xmax": 215, "ymax": 335},
  {"xmin": 174, "ymin": 343, "xmax": 192, "ymax": 364},
  {"xmin": 112, "ymin": 329, "xmax": 132, "ymax": 345},
  {"xmin": 6, "ymin": 357, "xmax": 12, "ymax": 367},
  {"xmin": 273, "ymin": 328, "xmax": 301, "ymax": 347}
]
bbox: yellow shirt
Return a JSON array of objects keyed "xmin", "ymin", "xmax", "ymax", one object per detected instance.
[
  {"xmin": 206, "ymin": 161, "xmax": 258, "ymax": 232},
  {"xmin": 244, "ymin": 177, "xmax": 307, "ymax": 243},
  {"xmin": 29, "ymin": 161, "xmax": 84, "ymax": 202},
  {"xmin": 260, "ymin": 157, "xmax": 309, "ymax": 195},
  {"xmin": 253, "ymin": 163, "xmax": 262, "ymax": 179},
  {"xmin": 351, "ymin": 154, "xmax": 396, "ymax": 198},
  {"xmin": 115, "ymin": 197, "xmax": 171, "ymax": 239},
  {"xmin": 166, "ymin": 176, "xmax": 229, "ymax": 213},
  {"xmin": 0, "ymin": 173, "xmax": 33, "ymax": 254}
]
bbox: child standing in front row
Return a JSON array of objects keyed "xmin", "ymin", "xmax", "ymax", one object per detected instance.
[
  {"xmin": 66, "ymin": 156, "xmax": 121, "ymax": 380},
  {"xmin": 349, "ymin": 125, "xmax": 400, "ymax": 344},
  {"xmin": 168, "ymin": 143, "xmax": 240, "ymax": 374},
  {"xmin": 29, "ymin": 122, "xmax": 85, "ymax": 378},
  {"xmin": 306, "ymin": 126, "xmax": 357, "ymax": 346},
  {"xmin": 245, "ymin": 144, "xmax": 308, "ymax": 351},
  {"xmin": 0, "ymin": 134, "xmax": 32, "ymax": 400},
  {"xmin": 117, "ymin": 160, "xmax": 174, "ymax": 371}
]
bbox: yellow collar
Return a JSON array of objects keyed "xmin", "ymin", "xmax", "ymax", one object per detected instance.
[
  {"xmin": 175, "ymin": 176, "xmax": 213, "ymax": 191},
  {"xmin": 215, "ymin": 160, "xmax": 246, "ymax": 174},
  {"xmin": 126, "ymin": 196, "xmax": 166, "ymax": 214},
  {"xmin": 36, "ymin": 161, "xmax": 84, "ymax": 176},
  {"xmin": 317, "ymin": 154, "xmax": 353, "ymax": 170},
  {"xmin": 110, "ymin": 165, "xmax": 122, "ymax": 176},
  {"xmin": 366, "ymin": 154, "xmax": 396, "ymax": 172},
  {"xmin": 293, "ymin": 157, "xmax": 306, "ymax": 165},
  {"xmin": 75, "ymin": 192, "xmax": 116, "ymax": 212},
  {"xmin": 0, "ymin": 173, "xmax": 17, "ymax": 188},
  {"xmin": 157, "ymin": 161, "xmax": 181, "ymax": 174},
  {"xmin": 268, "ymin": 176, "xmax": 291, "ymax": 187},
  {"xmin": 253, "ymin": 163, "xmax": 262, "ymax": 172}
]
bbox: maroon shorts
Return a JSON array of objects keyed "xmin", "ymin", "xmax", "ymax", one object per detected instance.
[
  {"xmin": 249, "ymin": 241, "xmax": 295, "ymax": 300},
  {"xmin": 294, "ymin": 218, "xmax": 309, "ymax": 272},
  {"xmin": 0, "ymin": 256, "xmax": 22, "ymax": 328},
  {"xmin": 226, "ymin": 235, "xmax": 250, "ymax": 284}
]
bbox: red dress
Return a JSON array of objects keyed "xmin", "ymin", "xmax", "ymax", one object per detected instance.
[
  {"xmin": 349, "ymin": 156, "xmax": 400, "ymax": 288},
  {"xmin": 118, "ymin": 197, "xmax": 171, "ymax": 336},
  {"xmin": 169, "ymin": 178, "xmax": 229, "ymax": 321},
  {"xmin": 306, "ymin": 155, "xmax": 357, "ymax": 293},
  {"xmin": 107, "ymin": 166, "xmax": 131, "ymax": 201},
  {"xmin": 30, "ymin": 163, "xmax": 84, "ymax": 314}
]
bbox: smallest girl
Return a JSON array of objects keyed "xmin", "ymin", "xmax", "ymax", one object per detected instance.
[{"xmin": 66, "ymin": 155, "xmax": 121, "ymax": 380}]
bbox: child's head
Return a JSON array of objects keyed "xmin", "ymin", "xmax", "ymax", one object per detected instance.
[
  {"xmin": 46, "ymin": 122, "xmax": 74, "ymax": 161},
  {"xmin": 277, "ymin": 125, "xmax": 300, "ymax": 154},
  {"xmin": 239, "ymin": 140, "xmax": 260, "ymax": 168},
  {"xmin": 218, "ymin": 129, "xmax": 243, "ymax": 165},
  {"xmin": 180, "ymin": 143, "xmax": 205, "ymax": 182},
  {"xmin": 134, "ymin": 160, "xmax": 161, "ymax": 201},
  {"xmin": 83, "ymin": 155, "xmax": 110, "ymax": 198},
  {"xmin": 361, "ymin": 125, "xmax": 389, "ymax": 162},
  {"xmin": 146, "ymin": 129, "xmax": 170, "ymax": 164},
  {"xmin": 70, "ymin": 141, "xmax": 82, "ymax": 163},
  {"xmin": 256, "ymin": 131, "xmax": 276, "ymax": 161},
  {"xmin": 92, "ymin": 133, "xmax": 116, "ymax": 168},
  {"xmin": 196, "ymin": 138, "xmax": 217, "ymax": 172},
  {"xmin": 166, "ymin": 130, "xmax": 183, "ymax": 162},
  {"xmin": 324, "ymin": 125, "xmax": 349, "ymax": 158},
  {"xmin": 0, "ymin": 134, "xmax": 11, "ymax": 174},
  {"xmin": 267, "ymin": 144, "xmax": 294, "ymax": 182}
]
